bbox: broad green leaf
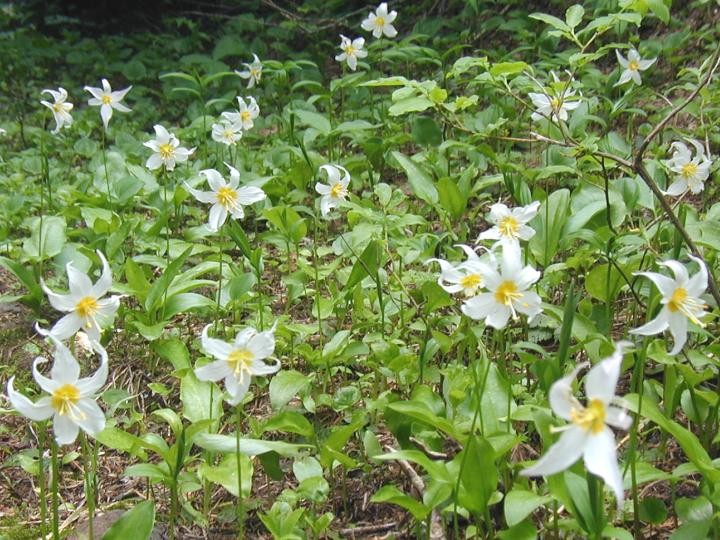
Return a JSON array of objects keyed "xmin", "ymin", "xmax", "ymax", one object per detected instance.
[
  {"xmin": 489, "ymin": 62, "xmax": 529, "ymax": 77},
  {"xmin": 194, "ymin": 433, "xmax": 311, "ymax": 456},
  {"xmin": 101, "ymin": 501, "xmax": 155, "ymax": 540},
  {"xmin": 391, "ymin": 151, "xmax": 438, "ymax": 204},
  {"xmin": 436, "ymin": 177, "xmax": 467, "ymax": 219},
  {"xmin": 22, "ymin": 216, "xmax": 66, "ymax": 260},
  {"xmin": 180, "ymin": 371, "xmax": 222, "ymax": 424},
  {"xmin": 529, "ymin": 189, "xmax": 570, "ymax": 266},
  {"xmin": 504, "ymin": 489, "xmax": 552, "ymax": 526},
  {"xmin": 293, "ymin": 109, "xmax": 331, "ymax": 135},
  {"xmin": 152, "ymin": 338, "xmax": 191, "ymax": 371},
  {"xmin": 387, "ymin": 400, "xmax": 461, "ymax": 440},
  {"xmin": 388, "ymin": 96, "xmax": 434, "ymax": 116},
  {"xmin": 529, "ymin": 12, "xmax": 571, "ymax": 32},
  {"xmin": 144, "ymin": 246, "xmax": 193, "ymax": 313},
  {"xmin": 370, "ymin": 485, "xmax": 430, "ymax": 520},
  {"xmin": 459, "ymin": 436, "xmax": 498, "ymax": 514},
  {"xmin": 269, "ymin": 369, "xmax": 311, "ymax": 410},
  {"xmin": 565, "ymin": 5, "xmax": 585, "ymax": 29},
  {"xmin": 346, "ymin": 239, "xmax": 383, "ymax": 290},
  {"xmin": 411, "ymin": 116, "xmax": 442, "ymax": 146}
]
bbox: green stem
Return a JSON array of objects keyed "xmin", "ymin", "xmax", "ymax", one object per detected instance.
[
  {"xmin": 101, "ymin": 129, "xmax": 114, "ymax": 213},
  {"xmin": 50, "ymin": 438, "xmax": 60, "ymax": 540},
  {"xmin": 313, "ymin": 213, "xmax": 327, "ymax": 390},
  {"xmin": 214, "ymin": 226, "xmax": 226, "ymax": 332},
  {"xmin": 80, "ymin": 433, "xmax": 95, "ymax": 540},
  {"xmin": 628, "ymin": 345, "xmax": 647, "ymax": 537},
  {"xmin": 37, "ymin": 423, "xmax": 48, "ymax": 539},
  {"xmin": 236, "ymin": 407, "xmax": 245, "ymax": 537}
]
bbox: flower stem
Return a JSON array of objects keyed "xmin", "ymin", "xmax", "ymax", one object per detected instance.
[
  {"xmin": 627, "ymin": 345, "xmax": 647, "ymax": 537},
  {"xmin": 235, "ymin": 406, "xmax": 245, "ymax": 537},
  {"xmin": 50, "ymin": 438, "xmax": 60, "ymax": 540},
  {"xmin": 37, "ymin": 423, "xmax": 48, "ymax": 539},
  {"xmin": 312, "ymin": 213, "xmax": 327, "ymax": 390},
  {"xmin": 80, "ymin": 432, "xmax": 96, "ymax": 540},
  {"xmin": 101, "ymin": 129, "xmax": 114, "ymax": 213}
]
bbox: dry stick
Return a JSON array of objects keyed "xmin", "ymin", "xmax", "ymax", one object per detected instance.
[{"xmin": 337, "ymin": 521, "xmax": 400, "ymax": 537}]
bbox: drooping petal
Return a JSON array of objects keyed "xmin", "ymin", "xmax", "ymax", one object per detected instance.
[
  {"xmin": 634, "ymin": 270, "xmax": 677, "ymax": 299},
  {"xmin": 605, "ymin": 405, "xmax": 632, "ymax": 430},
  {"xmin": 48, "ymin": 313, "xmax": 83, "ymax": 341},
  {"xmin": 661, "ymin": 260, "xmax": 689, "ymax": 285},
  {"xmin": 549, "ymin": 363, "xmax": 586, "ymax": 420},
  {"xmin": 667, "ymin": 312, "xmax": 689, "ymax": 355},
  {"xmin": 66, "ymin": 262, "xmax": 93, "ymax": 298},
  {"xmin": 320, "ymin": 164, "xmax": 341, "ymax": 185},
  {"xmin": 520, "ymin": 426, "xmax": 587, "ymax": 477},
  {"xmin": 630, "ymin": 311, "xmax": 669, "ymax": 336},
  {"xmin": 585, "ymin": 342, "xmax": 629, "ymax": 403},
  {"xmin": 195, "ymin": 359, "xmax": 232, "ymax": 382},
  {"xmin": 74, "ymin": 398, "xmax": 106, "ymax": 436},
  {"xmin": 75, "ymin": 343, "xmax": 109, "ymax": 396},
  {"xmin": 236, "ymin": 186, "xmax": 266, "ymax": 205},
  {"xmin": 685, "ymin": 256, "xmax": 708, "ymax": 297},
  {"xmin": 615, "ymin": 50, "xmax": 628, "ymax": 68},
  {"xmin": 41, "ymin": 281, "xmax": 76, "ymax": 312},
  {"xmin": 225, "ymin": 372, "xmax": 252, "ymax": 406},
  {"xmin": 247, "ymin": 332, "xmax": 276, "ymax": 361},
  {"xmin": 100, "ymin": 104, "xmax": 113, "ymax": 129},
  {"xmin": 53, "ymin": 413, "xmax": 80, "ymax": 445},
  {"xmin": 7, "ymin": 378, "xmax": 54, "ymax": 421},
  {"xmin": 207, "ymin": 204, "xmax": 228, "ymax": 232},
  {"xmin": 583, "ymin": 427, "xmax": 624, "ymax": 509},
  {"xmin": 249, "ymin": 357, "xmax": 281, "ymax": 376},
  {"xmin": 202, "ymin": 169, "xmax": 226, "ymax": 192},
  {"xmin": 47, "ymin": 337, "xmax": 81, "ymax": 384},
  {"xmin": 89, "ymin": 251, "xmax": 113, "ymax": 298},
  {"xmin": 201, "ymin": 324, "xmax": 234, "ymax": 360}
]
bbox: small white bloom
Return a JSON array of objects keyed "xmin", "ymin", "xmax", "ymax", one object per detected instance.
[
  {"xmin": 520, "ymin": 342, "xmax": 632, "ymax": 510},
  {"xmin": 185, "ymin": 163, "xmax": 266, "ymax": 232},
  {"xmin": 663, "ymin": 139, "xmax": 713, "ymax": 196},
  {"xmin": 529, "ymin": 73, "xmax": 581, "ymax": 123},
  {"xmin": 7, "ymin": 333, "xmax": 109, "ymax": 445},
  {"xmin": 478, "ymin": 201, "xmax": 540, "ymax": 247},
  {"xmin": 195, "ymin": 323, "xmax": 280, "ymax": 405},
  {"xmin": 335, "ymin": 35, "xmax": 368, "ymax": 72},
  {"xmin": 361, "ymin": 2, "xmax": 398, "ymax": 38},
  {"xmin": 40, "ymin": 251, "xmax": 122, "ymax": 342},
  {"xmin": 630, "ymin": 256, "xmax": 708, "ymax": 355},
  {"xmin": 235, "ymin": 54, "xmax": 263, "ymax": 89},
  {"xmin": 40, "ymin": 87, "xmax": 73, "ymax": 134},
  {"xmin": 211, "ymin": 118, "xmax": 243, "ymax": 146},
  {"xmin": 315, "ymin": 164, "xmax": 351, "ymax": 217},
  {"xmin": 615, "ymin": 48, "xmax": 656, "ymax": 86},
  {"xmin": 143, "ymin": 124, "xmax": 195, "ymax": 171},
  {"xmin": 427, "ymin": 245, "xmax": 495, "ymax": 298},
  {"xmin": 222, "ymin": 96, "xmax": 260, "ymax": 131},
  {"xmin": 84, "ymin": 78, "xmax": 132, "ymax": 130},
  {"xmin": 461, "ymin": 244, "xmax": 542, "ymax": 328}
]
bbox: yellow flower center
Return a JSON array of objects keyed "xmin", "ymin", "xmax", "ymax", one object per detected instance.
[
  {"xmin": 667, "ymin": 287, "xmax": 688, "ymax": 313},
  {"xmin": 75, "ymin": 296, "xmax": 99, "ymax": 319},
  {"xmin": 227, "ymin": 348, "xmax": 254, "ymax": 375},
  {"xmin": 251, "ymin": 68, "xmax": 260, "ymax": 78},
  {"xmin": 498, "ymin": 215, "xmax": 520, "ymax": 238},
  {"xmin": 344, "ymin": 45, "xmax": 356, "ymax": 56},
  {"xmin": 459, "ymin": 273, "xmax": 482, "ymax": 294},
  {"xmin": 494, "ymin": 280, "xmax": 522, "ymax": 306},
  {"xmin": 52, "ymin": 102, "xmax": 63, "ymax": 113},
  {"xmin": 667, "ymin": 287, "xmax": 706, "ymax": 326},
  {"xmin": 376, "ymin": 16, "xmax": 385, "ymax": 26},
  {"xmin": 330, "ymin": 182, "xmax": 346, "ymax": 199},
  {"xmin": 101, "ymin": 95, "xmax": 112, "ymax": 105},
  {"xmin": 159, "ymin": 143, "xmax": 174, "ymax": 160},
  {"xmin": 550, "ymin": 97, "xmax": 561, "ymax": 110},
  {"xmin": 628, "ymin": 60, "xmax": 640, "ymax": 71},
  {"xmin": 217, "ymin": 186, "xmax": 238, "ymax": 209},
  {"xmin": 681, "ymin": 162, "xmax": 698, "ymax": 179},
  {"xmin": 570, "ymin": 399, "xmax": 606, "ymax": 434},
  {"xmin": 241, "ymin": 110, "xmax": 252, "ymax": 122},
  {"xmin": 51, "ymin": 384, "xmax": 81, "ymax": 416}
]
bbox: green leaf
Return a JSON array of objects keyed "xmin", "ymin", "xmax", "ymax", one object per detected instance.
[
  {"xmin": 180, "ymin": 371, "xmax": 222, "ymax": 424},
  {"xmin": 504, "ymin": 489, "xmax": 552, "ymax": 527},
  {"xmin": 529, "ymin": 189, "xmax": 570, "ymax": 266},
  {"xmin": 388, "ymin": 96, "xmax": 434, "ymax": 116},
  {"xmin": 293, "ymin": 109, "xmax": 331, "ymax": 135},
  {"xmin": 565, "ymin": 5, "xmax": 585, "ymax": 29},
  {"xmin": 346, "ymin": 239, "xmax": 383, "ymax": 290},
  {"xmin": 101, "ymin": 501, "xmax": 155, "ymax": 540},
  {"xmin": 370, "ymin": 485, "xmax": 430, "ymax": 520},
  {"xmin": 0, "ymin": 256, "xmax": 43, "ymax": 309},
  {"xmin": 529, "ymin": 12, "xmax": 571, "ymax": 32},
  {"xmin": 391, "ymin": 151, "xmax": 438, "ymax": 204},
  {"xmin": 193, "ymin": 434, "xmax": 311, "ymax": 456},
  {"xmin": 387, "ymin": 400, "xmax": 461, "ymax": 440},
  {"xmin": 646, "ymin": 0, "xmax": 670, "ymax": 23},
  {"xmin": 436, "ymin": 177, "xmax": 467, "ymax": 219},
  {"xmin": 459, "ymin": 436, "xmax": 498, "ymax": 514},
  {"xmin": 22, "ymin": 216, "xmax": 66, "ymax": 260},
  {"xmin": 489, "ymin": 62, "xmax": 529, "ymax": 77},
  {"xmin": 144, "ymin": 246, "xmax": 193, "ymax": 314},
  {"xmin": 152, "ymin": 338, "xmax": 191, "ymax": 371},
  {"xmin": 263, "ymin": 411, "xmax": 314, "ymax": 438},
  {"xmin": 269, "ymin": 369, "xmax": 310, "ymax": 410},
  {"xmin": 412, "ymin": 116, "xmax": 442, "ymax": 146}
]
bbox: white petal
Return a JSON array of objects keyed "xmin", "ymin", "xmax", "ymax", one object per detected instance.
[
  {"xmin": 7, "ymin": 378, "xmax": 54, "ymax": 421},
  {"xmin": 583, "ymin": 427, "xmax": 624, "ymax": 509},
  {"xmin": 664, "ymin": 179, "xmax": 688, "ymax": 196},
  {"xmin": 605, "ymin": 405, "xmax": 632, "ymax": 430},
  {"xmin": 202, "ymin": 169, "xmax": 226, "ymax": 192},
  {"xmin": 247, "ymin": 332, "xmax": 276, "ymax": 361},
  {"xmin": 89, "ymin": 251, "xmax": 113, "ymax": 298},
  {"xmin": 667, "ymin": 312, "xmax": 688, "ymax": 355},
  {"xmin": 549, "ymin": 363, "xmax": 585, "ymax": 421},
  {"xmin": 48, "ymin": 338, "xmax": 81, "ymax": 384},
  {"xmin": 460, "ymin": 293, "xmax": 495, "ymax": 321},
  {"xmin": 249, "ymin": 357, "xmax": 281, "ymax": 376},
  {"xmin": 195, "ymin": 359, "xmax": 232, "ymax": 382},
  {"xmin": 41, "ymin": 282, "xmax": 76, "ymax": 312},
  {"xmin": 383, "ymin": 24, "xmax": 398, "ymax": 38},
  {"xmin": 615, "ymin": 50, "xmax": 628, "ymax": 68},
  {"xmin": 186, "ymin": 185, "xmax": 217, "ymax": 204},
  {"xmin": 201, "ymin": 324, "xmax": 234, "ymax": 360},
  {"xmin": 236, "ymin": 186, "xmax": 266, "ymax": 205},
  {"xmin": 635, "ymin": 271, "xmax": 677, "ymax": 298},
  {"xmin": 225, "ymin": 372, "xmax": 251, "ymax": 405},
  {"xmin": 53, "ymin": 414, "xmax": 80, "ymax": 445},
  {"xmin": 520, "ymin": 427, "xmax": 587, "ymax": 477},
  {"xmin": 49, "ymin": 313, "xmax": 84, "ymax": 341},
  {"xmin": 630, "ymin": 311, "xmax": 669, "ymax": 336},
  {"xmin": 66, "ymin": 263, "xmax": 93, "ymax": 297},
  {"xmin": 207, "ymin": 204, "xmax": 228, "ymax": 232},
  {"xmin": 100, "ymin": 104, "xmax": 112, "ymax": 129},
  {"xmin": 585, "ymin": 342, "xmax": 628, "ymax": 403},
  {"xmin": 153, "ymin": 124, "xmax": 170, "ymax": 144},
  {"xmin": 661, "ymin": 260, "xmax": 689, "ymax": 285},
  {"xmin": 75, "ymin": 398, "xmax": 106, "ymax": 436}
]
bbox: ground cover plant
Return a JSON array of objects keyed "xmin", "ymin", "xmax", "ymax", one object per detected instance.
[{"xmin": 1, "ymin": 0, "xmax": 720, "ymax": 538}]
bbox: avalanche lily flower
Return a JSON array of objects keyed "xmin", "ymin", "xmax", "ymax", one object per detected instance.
[
  {"xmin": 7, "ymin": 333, "xmax": 108, "ymax": 445},
  {"xmin": 236, "ymin": 54, "xmax": 263, "ymax": 89},
  {"xmin": 361, "ymin": 2, "xmax": 398, "ymax": 38},
  {"xmin": 615, "ymin": 48, "xmax": 656, "ymax": 86},
  {"xmin": 40, "ymin": 87, "xmax": 73, "ymax": 134},
  {"xmin": 222, "ymin": 96, "xmax": 260, "ymax": 131},
  {"xmin": 520, "ymin": 342, "xmax": 632, "ymax": 509},
  {"xmin": 144, "ymin": 124, "xmax": 195, "ymax": 171},
  {"xmin": 529, "ymin": 73, "xmax": 581, "ymax": 123},
  {"xmin": 335, "ymin": 35, "xmax": 368, "ymax": 71},
  {"xmin": 478, "ymin": 201, "xmax": 540, "ymax": 246},
  {"xmin": 663, "ymin": 139, "xmax": 713, "ymax": 196},
  {"xmin": 40, "ymin": 251, "xmax": 122, "ymax": 342},
  {"xmin": 195, "ymin": 323, "xmax": 280, "ymax": 405},
  {"xmin": 461, "ymin": 245, "xmax": 542, "ymax": 328},
  {"xmin": 315, "ymin": 164, "xmax": 351, "ymax": 217},
  {"xmin": 427, "ymin": 245, "xmax": 494, "ymax": 298},
  {"xmin": 211, "ymin": 118, "xmax": 243, "ymax": 146},
  {"xmin": 84, "ymin": 78, "xmax": 132, "ymax": 129},
  {"xmin": 185, "ymin": 163, "xmax": 266, "ymax": 232},
  {"xmin": 630, "ymin": 256, "xmax": 708, "ymax": 355}
]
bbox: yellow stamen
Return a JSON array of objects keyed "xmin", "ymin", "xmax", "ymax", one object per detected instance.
[
  {"xmin": 241, "ymin": 110, "xmax": 252, "ymax": 122},
  {"xmin": 570, "ymin": 399, "xmax": 606, "ymax": 434},
  {"xmin": 75, "ymin": 296, "xmax": 99, "ymax": 319},
  {"xmin": 681, "ymin": 163, "xmax": 698, "ymax": 179},
  {"xmin": 330, "ymin": 182, "xmax": 346, "ymax": 199},
  {"xmin": 667, "ymin": 287, "xmax": 706, "ymax": 326},
  {"xmin": 159, "ymin": 143, "xmax": 174, "ymax": 160},
  {"xmin": 376, "ymin": 17, "xmax": 385, "ymax": 26},
  {"xmin": 251, "ymin": 69, "xmax": 260, "ymax": 78},
  {"xmin": 224, "ymin": 129, "xmax": 235, "ymax": 141},
  {"xmin": 217, "ymin": 186, "xmax": 238, "ymax": 209},
  {"xmin": 550, "ymin": 97, "xmax": 561, "ymax": 110},
  {"xmin": 628, "ymin": 60, "xmax": 640, "ymax": 71},
  {"xmin": 498, "ymin": 215, "xmax": 520, "ymax": 238},
  {"xmin": 494, "ymin": 280, "xmax": 522, "ymax": 307},
  {"xmin": 51, "ymin": 384, "xmax": 81, "ymax": 417},
  {"xmin": 227, "ymin": 349, "xmax": 254, "ymax": 375},
  {"xmin": 459, "ymin": 273, "xmax": 482, "ymax": 294},
  {"xmin": 52, "ymin": 102, "xmax": 63, "ymax": 113},
  {"xmin": 101, "ymin": 95, "xmax": 112, "ymax": 105},
  {"xmin": 344, "ymin": 45, "xmax": 356, "ymax": 56}
]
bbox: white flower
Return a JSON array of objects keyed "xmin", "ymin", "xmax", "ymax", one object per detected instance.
[
  {"xmin": 236, "ymin": 54, "xmax": 263, "ymax": 89},
  {"xmin": 195, "ymin": 323, "xmax": 280, "ymax": 406},
  {"xmin": 211, "ymin": 118, "xmax": 243, "ymax": 146},
  {"xmin": 630, "ymin": 256, "xmax": 708, "ymax": 355},
  {"xmin": 335, "ymin": 35, "xmax": 368, "ymax": 72},
  {"xmin": 143, "ymin": 124, "xmax": 195, "ymax": 171},
  {"xmin": 663, "ymin": 139, "xmax": 713, "ymax": 196},
  {"xmin": 615, "ymin": 48, "xmax": 656, "ymax": 86},
  {"xmin": 460, "ymin": 244, "xmax": 542, "ymax": 328},
  {"xmin": 529, "ymin": 73, "xmax": 581, "ymax": 123},
  {"xmin": 361, "ymin": 2, "xmax": 398, "ymax": 38},
  {"xmin": 40, "ymin": 87, "xmax": 73, "ymax": 134},
  {"xmin": 185, "ymin": 163, "xmax": 266, "ymax": 232},
  {"xmin": 427, "ymin": 245, "xmax": 495, "ymax": 298},
  {"xmin": 478, "ymin": 201, "xmax": 540, "ymax": 247},
  {"xmin": 315, "ymin": 164, "xmax": 351, "ymax": 217},
  {"xmin": 40, "ymin": 251, "xmax": 122, "ymax": 342},
  {"xmin": 7, "ymin": 333, "xmax": 108, "ymax": 445},
  {"xmin": 84, "ymin": 79, "xmax": 132, "ymax": 130},
  {"xmin": 222, "ymin": 96, "xmax": 260, "ymax": 131},
  {"xmin": 520, "ymin": 342, "xmax": 632, "ymax": 509}
]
